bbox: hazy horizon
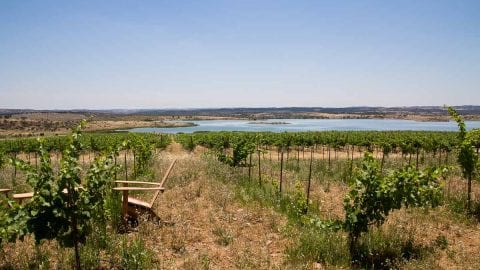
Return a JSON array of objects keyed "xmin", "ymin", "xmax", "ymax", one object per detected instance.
[
  {"xmin": 1, "ymin": 1, "xmax": 479, "ymax": 109},
  {"xmin": 2, "ymin": 105, "xmax": 480, "ymax": 112}
]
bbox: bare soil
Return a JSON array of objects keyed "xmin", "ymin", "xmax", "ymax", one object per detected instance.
[{"xmin": 0, "ymin": 114, "xmax": 193, "ymax": 138}]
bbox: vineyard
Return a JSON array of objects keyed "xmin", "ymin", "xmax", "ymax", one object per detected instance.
[{"xmin": 1, "ymin": 109, "xmax": 480, "ymax": 269}]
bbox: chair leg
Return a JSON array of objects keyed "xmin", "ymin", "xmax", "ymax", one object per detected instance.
[{"xmin": 127, "ymin": 205, "xmax": 162, "ymax": 225}]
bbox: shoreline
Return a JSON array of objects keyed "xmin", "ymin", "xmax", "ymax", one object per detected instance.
[
  {"xmin": 247, "ymin": 121, "xmax": 291, "ymax": 125},
  {"xmin": 1, "ymin": 112, "xmax": 479, "ymax": 138}
]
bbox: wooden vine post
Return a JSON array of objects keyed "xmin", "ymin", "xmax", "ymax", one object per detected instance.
[
  {"xmin": 305, "ymin": 147, "xmax": 314, "ymax": 214},
  {"xmin": 248, "ymin": 154, "xmax": 252, "ymax": 181},
  {"xmin": 279, "ymin": 149, "xmax": 284, "ymax": 194},
  {"xmin": 124, "ymin": 149, "xmax": 128, "ymax": 181},
  {"xmin": 257, "ymin": 149, "xmax": 262, "ymax": 185},
  {"xmin": 133, "ymin": 150, "xmax": 136, "ymax": 179}
]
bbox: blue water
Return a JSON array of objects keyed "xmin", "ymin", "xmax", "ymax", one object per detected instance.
[{"xmin": 123, "ymin": 119, "xmax": 480, "ymax": 134}]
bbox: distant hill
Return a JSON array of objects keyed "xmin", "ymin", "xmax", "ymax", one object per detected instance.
[{"xmin": 1, "ymin": 105, "xmax": 479, "ymax": 120}]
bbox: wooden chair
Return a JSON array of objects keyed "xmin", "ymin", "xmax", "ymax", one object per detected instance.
[{"xmin": 113, "ymin": 159, "xmax": 176, "ymax": 224}]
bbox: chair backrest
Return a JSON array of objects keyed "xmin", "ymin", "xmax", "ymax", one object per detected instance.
[{"xmin": 149, "ymin": 159, "xmax": 176, "ymax": 207}]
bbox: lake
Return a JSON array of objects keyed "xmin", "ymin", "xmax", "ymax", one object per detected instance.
[{"xmin": 124, "ymin": 119, "xmax": 480, "ymax": 133}]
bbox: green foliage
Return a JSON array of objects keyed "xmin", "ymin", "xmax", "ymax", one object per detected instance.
[
  {"xmin": 212, "ymin": 227, "xmax": 234, "ymax": 246},
  {"xmin": 12, "ymin": 139, "xmax": 69, "ymax": 244},
  {"xmin": 447, "ymin": 106, "xmax": 467, "ymax": 139},
  {"xmin": 446, "ymin": 106, "xmax": 480, "ymax": 210},
  {"xmin": 286, "ymin": 226, "xmax": 349, "ymax": 267},
  {"xmin": 0, "ymin": 132, "xmax": 170, "ymax": 154},
  {"xmin": 85, "ymin": 152, "xmax": 119, "ymax": 219},
  {"xmin": 84, "ymin": 149, "xmax": 121, "ymax": 247},
  {"xmin": 9, "ymin": 121, "xmax": 120, "ymax": 268},
  {"xmin": 130, "ymin": 135, "xmax": 154, "ymax": 176},
  {"xmin": 343, "ymin": 153, "xmax": 443, "ymax": 259},
  {"xmin": 80, "ymin": 240, "xmax": 101, "ymax": 269},
  {"xmin": 433, "ymin": 235, "xmax": 448, "ymax": 250},
  {"xmin": 0, "ymin": 199, "xmax": 28, "ymax": 244},
  {"xmin": 446, "ymin": 193, "xmax": 480, "ymax": 222},
  {"xmin": 184, "ymin": 135, "xmax": 196, "ymax": 152},
  {"xmin": 232, "ymin": 173, "xmax": 318, "ymax": 224},
  {"xmin": 104, "ymin": 187, "xmax": 123, "ymax": 229},
  {"xmin": 380, "ymin": 142, "xmax": 393, "ymax": 155},
  {"xmin": 14, "ymin": 121, "xmax": 84, "ymax": 246},
  {"xmin": 176, "ymin": 130, "xmax": 458, "ymax": 156},
  {"xmin": 457, "ymin": 137, "xmax": 477, "ymax": 181},
  {"xmin": 0, "ymin": 150, "xmax": 5, "ymax": 169},
  {"xmin": 289, "ymin": 180, "xmax": 308, "ymax": 218},
  {"xmin": 352, "ymin": 226, "xmax": 431, "ymax": 269},
  {"xmin": 447, "ymin": 106, "xmax": 478, "ymax": 179},
  {"xmin": 121, "ymin": 237, "xmax": 154, "ymax": 270},
  {"xmin": 217, "ymin": 138, "xmax": 255, "ymax": 167}
]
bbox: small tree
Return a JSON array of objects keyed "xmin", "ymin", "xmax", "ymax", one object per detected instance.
[
  {"xmin": 184, "ymin": 135, "xmax": 196, "ymax": 152},
  {"xmin": 344, "ymin": 153, "xmax": 443, "ymax": 263},
  {"xmin": 217, "ymin": 138, "xmax": 255, "ymax": 167},
  {"xmin": 380, "ymin": 142, "xmax": 392, "ymax": 172},
  {"xmin": 13, "ymin": 121, "xmax": 118, "ymax": 269},
  {"xmin": 131, "ymin": 136, "xmax": 154, "ymax": 177},
  {"xmin": 446, "ymin": 106, "xmax": 480, "ymax": 211}
]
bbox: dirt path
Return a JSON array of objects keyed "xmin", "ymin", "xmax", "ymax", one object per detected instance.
[{"xmin": 146, "ymin": 151, "xmax": 290, "ymax": 269}]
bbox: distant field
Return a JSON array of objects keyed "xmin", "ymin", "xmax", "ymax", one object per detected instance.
[{"xmin": 1, "ymin": 105, "xmax": 479, "ymax": 138}]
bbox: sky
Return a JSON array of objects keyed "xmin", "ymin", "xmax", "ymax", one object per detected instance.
[{"xmin": 0, "ymin": 0, "xmax": 479, "ymax": 109}]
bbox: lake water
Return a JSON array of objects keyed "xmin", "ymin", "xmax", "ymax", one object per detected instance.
[{"xmin": 124, "ymin": 119, "xmax": 480, "ymax": 133}]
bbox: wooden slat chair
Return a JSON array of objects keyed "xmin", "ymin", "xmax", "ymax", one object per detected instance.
[{"xmin": 113, "ymin": 159, "xmax": 176, "ymax": 224}]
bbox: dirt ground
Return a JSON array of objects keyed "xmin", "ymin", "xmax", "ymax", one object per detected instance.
[
  {"xmin": 2, "ymin": 142, "xmax": 480, "ymax": 269},
  {"xmin": 135, "ymin": 144, "xmax": 480, "ymax": 269},
  {"xmin": 0, "ymin": 113, "xmax": 194, "ymax": 137},
  {"xmin": 143, "ymin": 145, "xmax": 289, "ymax": 269}
]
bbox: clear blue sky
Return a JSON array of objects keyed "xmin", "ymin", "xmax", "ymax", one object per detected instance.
[{"xmin": 1, "ymin": 0, "xmax": 479, "ymax": 109}]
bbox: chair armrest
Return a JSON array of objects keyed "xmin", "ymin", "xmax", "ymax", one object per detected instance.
[
  {"xmin": 13, "ymin": 192, "xmax": 34, "ymax": 199},
  {"xmin": 113, "ymin": 187, "xmax": 165, "ymax": 191},
  {"xmin": 115, "ymin": 181, "xmax": 162, "ymax": 186}
]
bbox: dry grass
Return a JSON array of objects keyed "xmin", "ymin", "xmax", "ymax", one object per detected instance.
[
  {"xmin": 143, "ymin": 151, "xmax": 290, "ymax": 269},
  {"xmin": 2, "ymin": 143, "xmax": 480, "ymax": 269}
]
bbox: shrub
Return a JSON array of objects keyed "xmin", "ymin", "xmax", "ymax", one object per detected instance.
[{"xmin": 344, "ymin": 153, "xmax": 443, "ymax": 264}]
